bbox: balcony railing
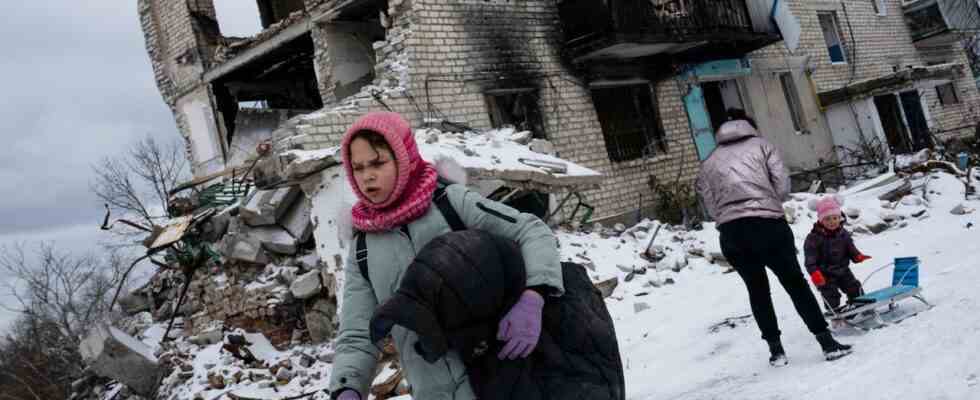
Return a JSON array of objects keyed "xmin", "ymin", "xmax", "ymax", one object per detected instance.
[
  {"xmin": 904, "ymin": 0, "xmax": 980, "ymax": 46},
  {"xmin": 561, "ymin": 0, "xmax": 758, "ymax": 54}
]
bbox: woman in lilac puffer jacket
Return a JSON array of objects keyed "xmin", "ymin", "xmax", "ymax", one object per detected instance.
[{"xmin": 696, "ymin": 110, "xmax": 853, "ymax": 366}]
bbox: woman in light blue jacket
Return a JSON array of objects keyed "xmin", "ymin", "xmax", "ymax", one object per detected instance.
[{"xmin": 328, "ymin": 112, "xmax": 564, "ymax": 400}]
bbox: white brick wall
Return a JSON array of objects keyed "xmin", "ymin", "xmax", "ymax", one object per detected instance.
[{"xmin": 750, "ymin": 0, "xmax": 980, "ymax": 142}]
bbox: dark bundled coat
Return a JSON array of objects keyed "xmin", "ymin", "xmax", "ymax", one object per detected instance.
[
  {"xmin": 803, "ymin": 223, "xmax": 862, "ymax": 274},
  {"xmin": 370, "ymin": 230, "xmax": 625, "ymax": 400}
]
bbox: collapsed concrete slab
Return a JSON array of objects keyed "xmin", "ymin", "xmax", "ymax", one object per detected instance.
[
  {"xmin": 282, "ymin": 148, "xmax": 341, "ymax": 181},
  {"xmin": 220, "ymin": 232, "xmax": 271, "ymax": 264},
  {"xmin": 415, "ymin": 128, "xmax": 603, "ymax": 192},
  {"xmin": 241, "ymin": 186, "xmax": 301, "ymax": 227},
  {"xmin": 281, "ymin": 196, "xmax": 313, "ymax": 244},
  {"xmin": 253, "ymin": 147, "xmax": 342, "ymax": 190},
  {"xmin": 250, "ymin": 225, "xmax": 298, "ymax": 255},
  {"xmin": 79, "ymin": 324, "xmax": 163, "ymax": 397}
]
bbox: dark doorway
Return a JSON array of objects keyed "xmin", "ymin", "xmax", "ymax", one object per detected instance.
[
  {"xmin": 701, "ymin": 82, "xmax": 729, "ymax": 133},
  {"xmin": 874, "ymin": 94, "xmax": 912, "ymax": 154},
  {"xmin": 899, "ymin": 90, "xmax": 933, "ymax": 150},
  {"xmin": 701, "ymin": 80, "xmax": 745, "ymax": 133}
]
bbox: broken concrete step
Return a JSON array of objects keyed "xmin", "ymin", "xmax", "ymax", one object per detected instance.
[{"xmin": 79, "ymin": 324, "xmax": 162, "ymax": 397}]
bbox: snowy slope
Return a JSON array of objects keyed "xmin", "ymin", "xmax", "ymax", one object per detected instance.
[
  {"xmin": 121, "ymin": 171, "xmax": 979, "ymax": 399},
  {"xmin": 577, "ymin": 171, "xmax": 980, "ymax": 400}
]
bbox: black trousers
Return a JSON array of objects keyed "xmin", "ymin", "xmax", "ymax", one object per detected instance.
[
  {"xmin": 819, "ymin": 268, "xmax": 864, "ymax": 310},
  {"xmin": 719, "ymin": 217, "xmax": 829, "ymax": 342}
]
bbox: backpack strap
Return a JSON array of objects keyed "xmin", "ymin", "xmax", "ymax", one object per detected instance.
[
  {"xmin": 355, "ymin": 230, "xmax": 370, "ymax": 285},
  {"xmin": 434, "ymin": 183, "xmax": 465, "ymax": 232},
  {"xmin": 354, "ymin": 182, "xmax": 466, "ymax": 285}
]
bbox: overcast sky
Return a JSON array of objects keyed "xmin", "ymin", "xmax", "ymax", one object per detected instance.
[{"xmin": 0, "ymin": 1, "xmax": 264, "ymax": 332}]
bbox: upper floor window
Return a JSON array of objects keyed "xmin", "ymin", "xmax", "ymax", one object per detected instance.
[
  {"xmin": 818, "ymin": 11, "xmax": 848, "ymax": 64},
  {"xmin": 872, "ymin": 0, "xmax": 887, "ymax": 16}
]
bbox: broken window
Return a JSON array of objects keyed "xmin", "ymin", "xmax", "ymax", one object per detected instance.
[
  {"xmin": 213, "ymin": 0, "xmax": 264, "ymax": 37},
  {"xmin": 871, "ymin": 0, "xmax": 886, "ymax": 16},
  {"xmin": 936, "ymin": 82, "xmax": 960, "ymax": 105},
  {"xmin": 818, "ymin": 12, "xmax": 847, "ymax": 64},
  {"xmin": 317, "ymin": 21, "xmax": 386, "ymax": 102},
  {"xmin": 779, "ymin": 72, "xmax": 806, "ymax": 133},
  {"xmin": 485, "ymin": 88, "xmax": 546, "ymax": 139},
  {"xmin": 590, "ymin": 83, "xmax": 666, "ymax": 163},
  {"xmin": 257, "ymin": 0, "xmax": 306, "ymax": 28}
]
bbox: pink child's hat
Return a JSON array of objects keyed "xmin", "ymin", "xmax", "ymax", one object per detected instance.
[{"xmin": 815, "ymin": 196, "xmax": 842, "ymax": 220}]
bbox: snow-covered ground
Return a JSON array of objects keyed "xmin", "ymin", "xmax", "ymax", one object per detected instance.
[
  {"xmin": 127, "ymin": 170, "xmax": 980, "ymax": 400},
  {"xmin": 565, "ymin": 170, "xmax": 980, "ymax": 400}
]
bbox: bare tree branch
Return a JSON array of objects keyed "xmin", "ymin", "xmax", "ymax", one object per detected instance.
[{"xmin": 91, "ymin": 136, "xmax": 190, "ymax": 233}]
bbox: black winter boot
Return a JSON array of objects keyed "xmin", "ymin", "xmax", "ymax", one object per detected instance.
[
  {"xmin": 767, "ymin": 340, "xmax": 788, "ymax": 367},
  {"xmin": 815, "ymin": 331, "xmax": 853, "ymax": 361}
]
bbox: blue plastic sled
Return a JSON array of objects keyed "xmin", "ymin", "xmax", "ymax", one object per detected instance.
[{"xmin": 826, "ymin": 257, "xmax": 933, "ymax": 330}]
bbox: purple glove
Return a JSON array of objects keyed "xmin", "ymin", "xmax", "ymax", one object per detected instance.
[
  {"xmin": 497, "ymin": 290, "xmax": 544, "ymax": 360},
  {"xmin": 336, "ymin": 390, "xmax": 360, "ymax": 400}
]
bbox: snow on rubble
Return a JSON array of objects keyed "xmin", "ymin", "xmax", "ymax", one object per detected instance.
[
  {"xmin": 415, "ymin": 127, "xmax": 602, "ymax": 189},
  {"xmin": 88, "ymin": 166, "xmax": 978, "ymax": 399}
]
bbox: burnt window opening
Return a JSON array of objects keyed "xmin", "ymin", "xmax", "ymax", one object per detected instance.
[
  {"xmin": 936, "ymin": 82, "xmax": 960, "ymax": 106},
  {"xmin": 590, "ymin": 83, "xmax": 667, "ymax": 163},
  {"xmin": 257, "ymin": 0, "xmax": 306, "ymax": 29},
  {"xmin": 485, "ymin": 88, "xmax": 547, "ymax": 139},
  {"xmin": 211, "ymin": 32, "xmax": 322, "ymax": 151}
]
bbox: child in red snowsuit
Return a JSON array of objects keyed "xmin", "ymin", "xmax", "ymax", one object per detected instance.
[{"xmin": 804, "ymin": 196, "xmax": 872, "ymax": 313}]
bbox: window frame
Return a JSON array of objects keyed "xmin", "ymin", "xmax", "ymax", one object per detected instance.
[
  {"xmin": 778, "ymin": 72, "xmax": 807, "ymax": 134},
  {"xmin": 872, "ymin": 0, "xmax": 887, "ymax": 16},
  {"xmin": 818, "ymin": 11, "xmax": 849, "ymax": 64},
  {"xmin": 589, "ymin": 82, "xmax": 667, "ymax": 163},
  {"xmin": 936, "ymin": 82, "xmax": 960, "ymax": 106},
  {"xmin": 484, "ymin": 88, "xmax": 547, "ymax": 139}
]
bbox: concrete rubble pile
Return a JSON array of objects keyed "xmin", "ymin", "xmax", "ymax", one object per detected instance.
[{"xmin": 72, "ymin": 146, "xmax": 345, "ymax": 399}]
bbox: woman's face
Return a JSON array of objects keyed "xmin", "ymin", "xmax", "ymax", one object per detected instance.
[{"xmin": 349, "ymin": 137, "xmax": 398, "ymax": 204}]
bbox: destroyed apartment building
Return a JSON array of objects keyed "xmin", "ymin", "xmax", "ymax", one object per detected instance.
[{"xmin": 140, "ymin": 0, "xmax": 980, "ymax": 225}]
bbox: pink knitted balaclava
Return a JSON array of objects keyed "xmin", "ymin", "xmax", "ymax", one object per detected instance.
[{"xmin": 341, "ymin": 112, "xmax": 438, "ymax": 232}]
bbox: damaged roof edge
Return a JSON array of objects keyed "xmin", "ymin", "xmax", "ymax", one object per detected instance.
[
  {"xmin": 203, "ymin": 0, "xmax": 374, "ymax": 83},
  {"xmin": 817, "ymin": 63, "xmax": 965, "ymax": 107},
  {"xmin": 204, "ymin": 17, "xmax": 313, "ymax": 83}
]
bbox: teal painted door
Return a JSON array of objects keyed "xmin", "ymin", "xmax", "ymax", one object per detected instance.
[{"xmin": 684, "ymin": 85, "xmax": 716, "ymax": 160}]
